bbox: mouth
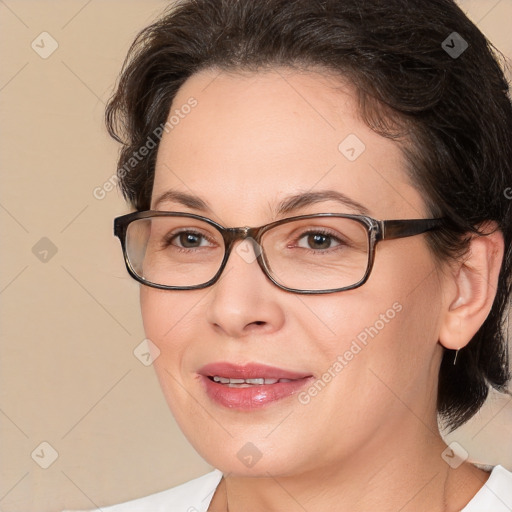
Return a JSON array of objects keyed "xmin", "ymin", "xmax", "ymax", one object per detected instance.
[
  {"xmin": 208, "ymin": 376, "xmax": 294, "ymax": 387},
  {"xmin": 198, "ymin": 362, "xmax": 313, "ymax": 409},
  {"xmin": 199, "ymin": 362, "xmax": 312, "ymax": 380}
]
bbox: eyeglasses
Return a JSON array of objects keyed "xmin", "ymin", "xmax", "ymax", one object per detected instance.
[{"xmin": 114, "ymin": 211, "xmax": 444, "ymax": 294}]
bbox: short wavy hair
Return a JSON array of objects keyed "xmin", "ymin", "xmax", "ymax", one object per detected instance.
[{"xmin": 105, "ymin": 0, "xmax": 512, "ymax": 431}]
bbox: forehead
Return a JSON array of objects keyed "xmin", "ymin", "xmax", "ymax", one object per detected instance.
[{"xmin": 153, "ymin": 68, "xmax": 426, "ymax": 222}]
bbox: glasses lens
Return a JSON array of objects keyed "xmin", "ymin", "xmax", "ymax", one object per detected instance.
[
  {"xmin": 125, "ymin": 216, "xmax": 225, "ymax": 287},
  {"xmin": 261, "ymin": 217, "xmax": 370, "ymax": 291}
]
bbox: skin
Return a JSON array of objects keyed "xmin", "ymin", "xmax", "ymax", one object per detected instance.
[{"xmin": 140, "ymin": 68, "xmax": 503, "ymax": 511}]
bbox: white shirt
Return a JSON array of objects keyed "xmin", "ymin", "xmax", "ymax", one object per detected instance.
[{"xmin": 64, "ymin": 464, "xmax": 512, "ymax": 512}]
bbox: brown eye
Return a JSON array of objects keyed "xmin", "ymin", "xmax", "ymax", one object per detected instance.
[
  {"xmin": 165, "ymin": 230, "xmax": 213, "ymax": 249},
  {"xmin": 297, "ymin": 231, "xmax": 342, "ymax": 250},
  {"xmin": 306, "ymin": 233, "xmax": 332, "ymax": 250},
  {"xmin": 177, "ymin": 232, "xmax": 203, "ymax": 248}
]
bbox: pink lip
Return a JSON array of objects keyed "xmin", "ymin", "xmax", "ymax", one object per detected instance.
[
  {"xmin": 199, "ymin": 362, "xmax": 311, "ymax": 380},
  {"xmin": 198, "ymin": 362, "xmax": 313, "ymax": 410}
]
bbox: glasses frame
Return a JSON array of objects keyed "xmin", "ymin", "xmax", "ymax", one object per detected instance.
[{"xmin": 114, "ymin": 210, "xmax": 444, "ymax": 294}]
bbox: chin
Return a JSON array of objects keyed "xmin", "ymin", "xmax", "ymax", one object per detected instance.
[{"xmin": 184, "ymin": 428, "xmax": 308, "ymax": 477}]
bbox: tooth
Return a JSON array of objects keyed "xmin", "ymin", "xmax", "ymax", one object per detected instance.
[
  {"xmin": 227, "ymin": 383, "xmax": 251, "ymax": 388},
  {"xmin": 212, "ymin": 376, "xmax": 293, "ymax": 386},
  {"xmin": 246, "ymin": 378, "xmax": 265, "ymax": 385}
]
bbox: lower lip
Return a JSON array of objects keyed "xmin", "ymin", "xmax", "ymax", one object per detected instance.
[{"xmin": 200, "ymin": 375, "xmax": 312, "ymax": 410}]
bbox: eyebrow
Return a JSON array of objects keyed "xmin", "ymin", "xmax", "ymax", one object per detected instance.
[
  {"xmin": 152, "ymin": 189, "xmax": 370, "ymax": 216},
  {"xmin": 153, "ymin": 190, "xmax": 212, "ymax": 212},
  {"xmin": 276, "ymin": 190, "xmax": 370, "ymax": 216}
]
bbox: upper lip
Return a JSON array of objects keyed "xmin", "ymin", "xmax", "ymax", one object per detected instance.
[{"xmin": 198, "ymin": 362, "xmax": 312, "ymax": 380}]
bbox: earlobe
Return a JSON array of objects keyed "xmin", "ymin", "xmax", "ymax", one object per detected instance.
[{"xmin": 438, "ymin": 224, "xmax": 504, "ymax": 351}]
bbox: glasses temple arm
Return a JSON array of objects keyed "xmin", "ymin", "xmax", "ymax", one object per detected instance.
[{"xmin": 381, "ymin": 219, "xmax": 444, "ymax": 240}]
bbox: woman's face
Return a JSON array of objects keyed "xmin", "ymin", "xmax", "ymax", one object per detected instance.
[{"xmin": 141, "ymin": 68, "xmax": 446, "ymax": 476}]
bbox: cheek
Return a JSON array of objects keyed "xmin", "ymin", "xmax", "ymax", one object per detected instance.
[
  {"xmin": 139, "ymin": 286, "xmax": 198, "ymax": 373},
  {"xmin": 140, "ymin": 287, "xmax": 170, "ymax": 344},
  {"xmin": 292, "ymin": 277, "xmax": 442, "ymax": 441},
  {"xmin": 139, "ymin": 287, "xmax": 200, "ymax": 418},
  {"xmin": 305, "ymin": 242, "xmax": 443, "ymax": 385},
  {"xmin": 292, "ymin": 289, "xmax": 404, "ymax": 394},
  {"xmin": 341, "ymin": 243, "xmax": 444, "ymax": 400},
  {"xmin": 140, "ymin": 286, "xmax": 201, "ymax": 340}
]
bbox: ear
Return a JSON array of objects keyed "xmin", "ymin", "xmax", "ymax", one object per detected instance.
[{"xmin": 438, "ymin": 223, "xmax": 504, "ymax": 351}]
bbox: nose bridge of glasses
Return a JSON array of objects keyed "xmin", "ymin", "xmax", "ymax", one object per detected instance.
[
  {"xmin": 222, "ymin": 226, "xmax": 264, "ymax": 268},
  {"xmin": 223, "ymin": 226, "xmax": 257, "ymax": 245}
]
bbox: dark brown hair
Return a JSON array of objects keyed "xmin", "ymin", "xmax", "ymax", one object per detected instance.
[{"xmin": 106, "ymin": 0, "xmax": 512, "ymax": 431}]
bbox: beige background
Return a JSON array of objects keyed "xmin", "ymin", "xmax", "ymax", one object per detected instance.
[{"xmin": 0, "ymin": 1, "xmax": 511, "ymax": 511}]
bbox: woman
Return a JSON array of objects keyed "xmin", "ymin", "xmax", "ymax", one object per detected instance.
[{"xmin": 69, "ymin": 0, "xmax": 512, "ymax": 510}]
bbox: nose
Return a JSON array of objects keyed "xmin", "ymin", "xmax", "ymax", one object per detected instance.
[{"xmin": 205, "ymin": 239, "xmax": 286, "ymax": 338}]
